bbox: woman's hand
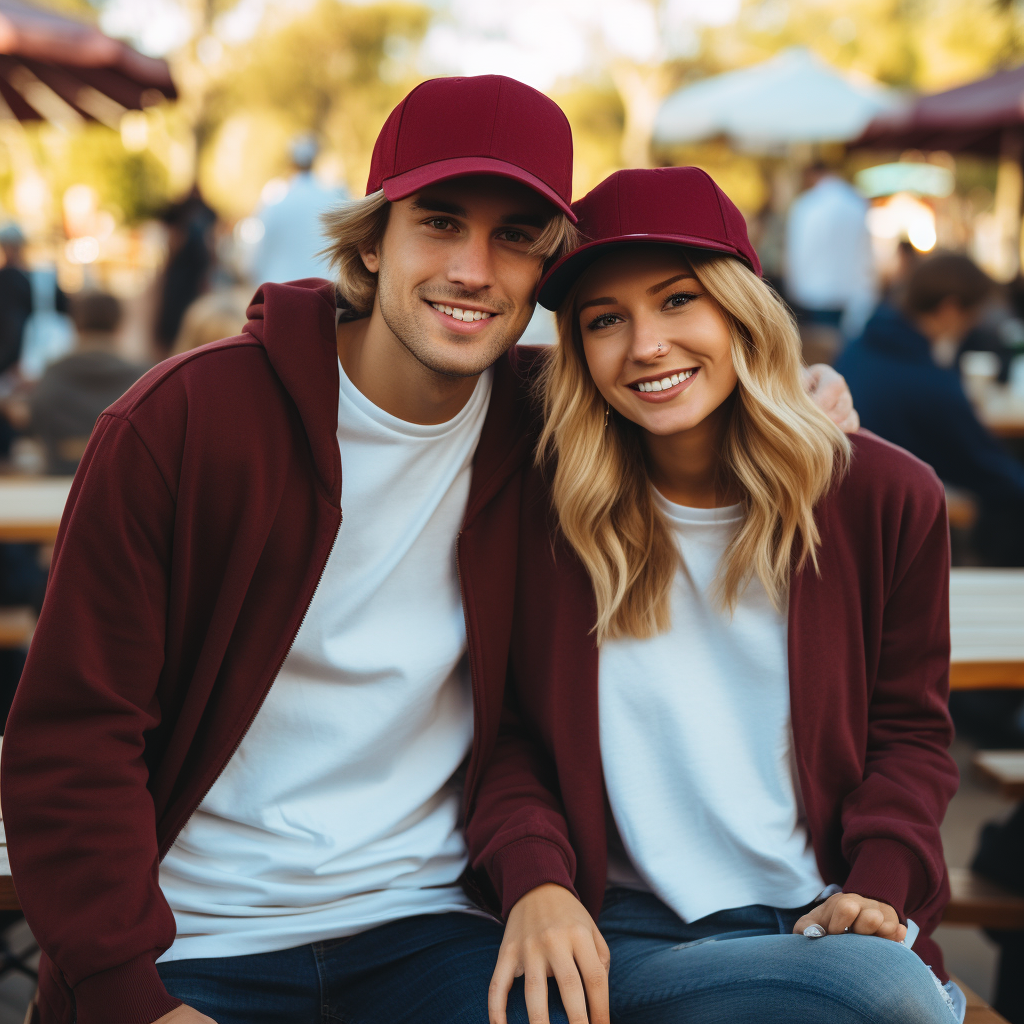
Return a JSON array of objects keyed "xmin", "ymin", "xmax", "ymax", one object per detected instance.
[
  {"xmin": 490, "ymin": 883, "xmax": 610, "ymax": 1024},
  {"xmin": 153, "ymin": 1005, "xmax": 218, "ymax": 1024},
  {"xmin": 794, "ymin": 891, "xmax": 907, "ymax": 942},
  {"xmin": 803, "ymin": 364, "xmax": 860, "ymax": 433}
]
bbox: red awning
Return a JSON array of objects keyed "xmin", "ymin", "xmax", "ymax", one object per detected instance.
[
  {"xmin": 0, "ymin": 1, "xmax": 176, "ymax": 127},
  {"xmin": 855, "ymin": 64, "xmax": 1024, "ymax": 157}
]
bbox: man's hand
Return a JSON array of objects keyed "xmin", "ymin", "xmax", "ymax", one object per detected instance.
[
  {"xmin": 490, "ymin": 883, "xmax": 610, "ymax": 1024},
  {"xmin": 804, "ymin": 364, "xmax": 860, "ymax": 433},
  {"xmin": 794, "ymin": 891, "xmax": 907, "ymax": 942},
  {"xmin": 153, "ymin": 1005, "xmax": 218, "ymax": 1024}
]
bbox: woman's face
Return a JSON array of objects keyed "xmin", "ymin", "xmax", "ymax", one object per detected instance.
[{"xmin": 576, "ymin": 246, "xmax": 738, "ymax": 438}]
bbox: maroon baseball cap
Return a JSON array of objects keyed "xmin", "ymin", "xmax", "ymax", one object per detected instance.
[
  {"xmin": 536, "ymin": 166, "xmax": 760, "ymax": 309},
  {"xmin": 366, "ymin": 76, "xmax": 575, "ymax": 221}
]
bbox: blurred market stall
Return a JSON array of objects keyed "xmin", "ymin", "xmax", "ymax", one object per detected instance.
[
  {"xmin": 0, "ymin": 0, "xmax": 175, "ymax": 126},
  {"xmin": 653, "ymin": 47, "xmax": 894, "ymax": 150},
  {"xmin": 857, "ymin": 65, "xmax": 1024, "ymax": 282}
]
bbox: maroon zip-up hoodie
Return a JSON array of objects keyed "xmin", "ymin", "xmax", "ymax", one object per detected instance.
[
  {"xmin": 1, "ymin": 279, "xmax": 543, "ymax": 1024},
  {"xmin": 464, "ymin": 430, "xmax": 960, "ymax": 981}
]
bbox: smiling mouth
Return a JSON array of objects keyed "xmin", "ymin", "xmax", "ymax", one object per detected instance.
[
  {"xmin": 428, "ymin": 301, "xmax": 495, "ymax": 322},
  {"xmin": 628, "ymin": 368, "xmax": 697, "ymax": 392}
]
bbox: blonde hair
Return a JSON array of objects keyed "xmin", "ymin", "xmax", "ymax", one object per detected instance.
[
  {"xmin": 538, "ymin": 247, "xmax": 851, "ymax": 643},
  {"xmin": 320, "ymin": 189, "xmax": 580, "ymax": 315}
]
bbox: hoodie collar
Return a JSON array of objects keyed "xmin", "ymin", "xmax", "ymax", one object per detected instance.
[
  {"xmin": 243, "ymin": 278, "xmax": 342, "ymax": 502},
  {"xmin": 242, "ymin": 278, "xmax": 536, "ymax": 520}
]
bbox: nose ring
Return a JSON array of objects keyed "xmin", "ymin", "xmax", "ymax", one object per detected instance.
[{"xmin": 657, "ymin": 342, "xmax": 663, "ymax": 351}]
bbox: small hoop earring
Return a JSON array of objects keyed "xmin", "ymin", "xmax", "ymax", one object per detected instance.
[{"xmin": 604, "ymin": 403, "xmax": 610, "ymax": 429}]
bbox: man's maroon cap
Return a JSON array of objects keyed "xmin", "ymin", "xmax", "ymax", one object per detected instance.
[
  {"xmin": 366, "ymin": 76, "xmax": 575, "ymax": 221},
  {"xmin": 536, "ymin": 166, "xmax": 760, "ymax": 309}
]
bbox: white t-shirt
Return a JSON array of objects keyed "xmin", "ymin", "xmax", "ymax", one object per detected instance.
[
  {"xmin": 157, "ymin": 360, "xmax": 493, "ymax": 961},
  {"xmin": 600, "ymin": 493, "xmax": 825, "ymax": 923}
]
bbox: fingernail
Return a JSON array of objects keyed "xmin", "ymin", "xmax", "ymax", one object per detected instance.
[{"xmin": 803, "ymin": 924, "xmax": 826, "ymax": 938}]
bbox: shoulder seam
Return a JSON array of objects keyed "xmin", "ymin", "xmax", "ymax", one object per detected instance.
[
  {"xmin": 100, "ymin": 412, "xmax": 175, "ymax": 503},
  {"xmin": 117, "ymin": 335, "xmax": 262, "ymax": 417}
]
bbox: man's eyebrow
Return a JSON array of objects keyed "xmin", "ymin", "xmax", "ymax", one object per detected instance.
[
  {"xmin": 499, "ymin": 212, "xmax": 549, "ymax": 229},
  {"xmin": 578, "ymin": 296, "xmax": 616, "ymax": 312},
  {"xmin": 410, "ymin": 197, "xmax": 468, "ymax": 217},
  {"xmin": 647, "ymin": 273, "xmax": 698, "ymax": 295}
]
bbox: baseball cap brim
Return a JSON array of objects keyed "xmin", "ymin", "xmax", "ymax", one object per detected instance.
[
  {"xmin": 382, "ymin": 156, "xmax": 577, "ymax": 222},
  {"xmin": 536, "ymin": 233, "xmax": 758, "ymax": 311}
]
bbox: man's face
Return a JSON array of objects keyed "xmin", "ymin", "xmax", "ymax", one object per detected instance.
[{"xmin": 361, "ymin": 176, "xmax": 554, "ymax": 378}]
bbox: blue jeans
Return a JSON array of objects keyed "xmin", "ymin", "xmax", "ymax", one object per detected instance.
[
  {"xmin": 157, "ymin": 910, "xmax": 568, "ymax": 1024},
  {"xmin": 598, "ymin": 888, "xmax": 959, "ymax": 1024}
]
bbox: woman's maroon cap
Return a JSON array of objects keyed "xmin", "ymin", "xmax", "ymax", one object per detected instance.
[
  {"xmin": 367, "ymin": 76, "xmax": 575, "ymax": 222},
  {"xmin": 536, "ymin": 166, "xmax": 760, "ymax": 309}
]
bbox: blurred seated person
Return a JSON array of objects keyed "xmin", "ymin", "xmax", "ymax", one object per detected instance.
[
  {"xmin": 29, "ymin": 291, "xmax": 146, "ymax": 476},
  {"xmin": 836, "ymin": 252, "xmax": 1024, "ymax": 566},
  {"xmin": 954, "ymin": 273, "xmax": 1024, "ymax": 384},
  {"xmin": 171, "ymin": 287, "xmax": 250, "ymax": 355}
]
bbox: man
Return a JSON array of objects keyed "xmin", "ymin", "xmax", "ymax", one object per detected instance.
[
  {"xmin": 246, "ymin": 135, "xmax": 349, "ymax": 285},
  {"xmin": 30, "ymin": 291, "xmax": 147, "ymax": 475},
  {"xmin": 785, "ymin": 161, "xmax": 876, "ymax": 352},
  {"xmin": 2, "ymin": 76, "xmax": 855, "ymax": 1024},
  {"xmin": 837, "ymin": 252, "xmax": 1024, "ymax": 566}
]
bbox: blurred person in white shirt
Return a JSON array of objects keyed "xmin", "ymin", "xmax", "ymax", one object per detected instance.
[
  {"xmin": 246, "ymin": 136, "xmax": 350, "ymax": 285},
  {"xmin": 785, "ymin": 162, "xmax": 877, "ymax": 344}
]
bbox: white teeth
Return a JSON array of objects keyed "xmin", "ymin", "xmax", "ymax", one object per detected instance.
[
  {"xmin": 635, "ymin": 369, "xmax": 697, "ymax": 392},
  {"xmin": 431, "ymin": 302, "xmax": 493, "ymax": 321}
]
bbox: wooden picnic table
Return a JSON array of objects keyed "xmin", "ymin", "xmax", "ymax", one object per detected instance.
[
  {"xmin": 979, "ymin": 386, "xmax": 1024, "ymax": 440},
  {"xmin": 950, "ymin": 568, "xmax": 1024, "ymax": 690},
  {"xmin": 0, "ymin": 477, "xmax": 73, "ymax": 544}
]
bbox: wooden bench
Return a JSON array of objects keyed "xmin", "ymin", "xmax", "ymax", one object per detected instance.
[
  {"xmin": 0, "ymin": 607, "xmax": 35, "ymax": 650},
  {"xmin": 973, "ymin": 750, "xmax": 1024, "ymax": 800},
  {"xmin": 0, "ymin": 476, "xmax": 73, "ymax": 545},
  {"xmin": 945, "ymin": 867, "xmax": 1024, "ymax": 931},
  {"xmin": 956, "ymin": 974, "xmax": 1012, "ymax": 1023},
  {"xmin": 950, "ymin": 569, "xmax": 1024, "ymax": 690}
]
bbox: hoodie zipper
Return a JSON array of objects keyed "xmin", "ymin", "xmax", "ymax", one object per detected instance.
[
  {"xmin": 455, "ymin": 528, "xmax": 485, "ymax": 815},
  {"xmin": 161, "ymin": 508, "xmax": 343, "ymax": 858}
]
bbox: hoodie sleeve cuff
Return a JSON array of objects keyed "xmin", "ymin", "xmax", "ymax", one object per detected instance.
[
  {"xmin": 73, "ymin": 952, "xmax": 181, "ymax": 1024},
  {"xmin": 490, "ymin": 837, "xmax": 579, "ymax": 920},
  {"xmin": 843, "ymin": 837, "xmax": 928, "ymax": 922}
]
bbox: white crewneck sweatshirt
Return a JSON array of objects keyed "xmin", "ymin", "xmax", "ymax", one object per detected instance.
[
  {"xmin": 600, "ymin": 493, "xmax": 825, "ymax": 922},
  {"xmin": 157, "ymin": 360, "xmax": 492, "ymax": 961}
]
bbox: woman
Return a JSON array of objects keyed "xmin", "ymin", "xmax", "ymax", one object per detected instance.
[{"xmin": 465, "ymin": 167, "xmax": 961, "ymax": 1024}]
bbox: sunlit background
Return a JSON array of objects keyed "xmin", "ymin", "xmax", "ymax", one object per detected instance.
[
  {"xmin": 1, "ymin": 2, "xmax": 1024, "ymax": 1020},
  {"xmin": 5, "ymin": 0, "xmax": 1023, "ymax": 321}
]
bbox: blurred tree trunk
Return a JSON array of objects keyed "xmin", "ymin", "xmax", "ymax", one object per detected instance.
[{"xmin": 609, "ymin": 60, "xmax": 672, "ymax": 169}]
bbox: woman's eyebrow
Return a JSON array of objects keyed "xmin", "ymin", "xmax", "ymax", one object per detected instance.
[
  {"xmin": 647, "ymin": 273, "xmax": 697, "ymax": 295},
  {"xmin": 578, "ymin": 296, "xmax": 617, "ymax": 311}
]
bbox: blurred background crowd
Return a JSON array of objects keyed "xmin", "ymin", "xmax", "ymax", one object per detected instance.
[{"xmin": 1, "ymin": 0, "xmax": 1024, "ymax": 1019}]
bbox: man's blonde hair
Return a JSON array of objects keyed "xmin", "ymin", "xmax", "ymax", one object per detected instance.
[
  {"xmin": 538, "ymin": 248, "xmax": 851, "ymax": 643},
  {"xmin": 320, "ymin": 189, "xmax": 579, "ymax": 315}
]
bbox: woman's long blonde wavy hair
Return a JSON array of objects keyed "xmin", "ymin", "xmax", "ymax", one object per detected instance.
[{"xmin": 538, "ymin": 246, "xmax": 851, "ymax": 643}]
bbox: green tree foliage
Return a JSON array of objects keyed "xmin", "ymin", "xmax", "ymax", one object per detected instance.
[
  {"xmin": 51, "ymin": 125, "xmax": 169, "ymax": 223},
  {"xmin": 710, "ymin": 0, "xmax": 1024, "ymax": 91},
  {"xmin": 198, "ymin": 1, "xmax": 429, "ymax": 214}
]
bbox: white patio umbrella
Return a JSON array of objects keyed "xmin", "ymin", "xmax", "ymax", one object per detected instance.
[{"xmin": 654, "ymin": 48, "xmax": 894, "ymax": 150}]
